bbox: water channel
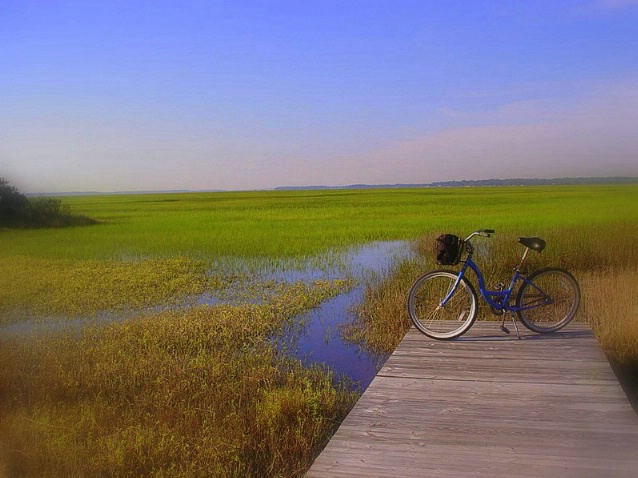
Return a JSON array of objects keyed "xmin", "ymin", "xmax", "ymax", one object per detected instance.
[
  {"xmin": 203, "ymin": 240, "xmax": 414, "ymax": 390},
  {"xmin": 274, "ymin": 241, "xmax": 414, "ymax": 390}
]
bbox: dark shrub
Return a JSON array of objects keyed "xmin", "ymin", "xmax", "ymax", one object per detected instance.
[
  {"xmin": 0, "ymin": 178, "xmax": 29, "ymax": 224},
  {"xmin": 0, "ymin": 177, "xmax": 97, "ymax": 228}
]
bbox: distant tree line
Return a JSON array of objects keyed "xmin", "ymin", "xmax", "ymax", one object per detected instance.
[
  {"xmin": 275, "ymin": 176, "xmax": 638, "ymax": 191},
  {"xmin": 0, "ymin": 178, "xmax": 97, "ymax": 228},
  {"xmin": 426, "ymin": 176, "xmax": 638, "ymax": 187}
]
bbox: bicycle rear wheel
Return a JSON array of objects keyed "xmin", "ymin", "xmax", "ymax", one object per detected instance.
[
  {"xmin": 516, "ymin": 268, "xmax": 580, "ymax": 333},
  {"xmin": 407, "ymin": 270, "xmax": 478, "ymax": 340}
]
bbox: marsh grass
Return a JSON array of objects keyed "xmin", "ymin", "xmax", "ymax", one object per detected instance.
[
  {"xmin": 2, "ymin": 185, "xmax": 634, "ymax": 261},
  {"xmin": 580, "ymin": 269, "xmax": 638, "ymax": 365},
  {"xmin": 580, "ymin": 268, "xmax": 638, "ymax": 409},
  {"xmin": 0, "ymin": 279, "xmax": 358, "ymax": 478},
  {"xmin": 0, "ymin": 257, "xmax": 226, "ymax": 324},
  {"xmin": 1, "ymin": 185, "xmax": 637, "ymax": 475}
]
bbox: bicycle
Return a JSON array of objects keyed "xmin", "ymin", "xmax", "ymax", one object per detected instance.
[{"xmin": 407, "ymin": 229, "xmax": 580, "ymax": 340}]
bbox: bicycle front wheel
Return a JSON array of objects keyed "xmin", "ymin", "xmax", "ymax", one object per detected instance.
[
  {"xmin": 407, "ymin": 270, "xmax": 478, "ymax": 340},
  {"xmin": 516, "ymin": 268, "xmax": 580, "ymax": 333}
]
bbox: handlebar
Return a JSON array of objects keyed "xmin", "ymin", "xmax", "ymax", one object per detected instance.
[{"xmin": 464, "ymin": 229, "xmax": 495, "ymax": 242}]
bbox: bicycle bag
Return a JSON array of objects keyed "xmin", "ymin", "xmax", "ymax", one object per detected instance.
[{"xmin": 436, "ymin": 234, "xmax": 464, "ymax": 265}]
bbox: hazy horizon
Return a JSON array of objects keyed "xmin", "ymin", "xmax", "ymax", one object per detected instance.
[{"xmin": 2, "ymin": 1, "xmax": 638, "ymax": 194}]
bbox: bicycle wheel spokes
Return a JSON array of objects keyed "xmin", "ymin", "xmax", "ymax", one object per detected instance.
[
  {"xmin": 516, "ymin": 268, "xmax": 580, "ymax": 333},
  {"xmin": 407, "ymin": 271, "xmax": 478, "ymax": 339}
]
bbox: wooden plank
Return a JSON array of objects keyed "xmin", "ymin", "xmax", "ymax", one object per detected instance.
[{"xmin": 306, "ymin": 322, "xmax": 638, "ymax": 477}]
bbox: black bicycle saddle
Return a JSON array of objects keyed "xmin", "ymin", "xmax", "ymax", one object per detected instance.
[{"xmin": 518, "ymin": 237, "xmax": 546, "ymax": 252}]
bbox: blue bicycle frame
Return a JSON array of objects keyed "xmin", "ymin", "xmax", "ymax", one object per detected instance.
[
  {"xmin": 441, "ymin": 235, "xmax": 547, "ymax": 314},
  {"xmin": 453, "ymin": 256, "xmax": 520, "ymax": 311}
]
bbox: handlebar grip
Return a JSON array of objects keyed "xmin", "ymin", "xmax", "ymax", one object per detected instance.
[
  {"xmin": 466, "ymin": 229, "xmax": 496, "ymax": 241},
  {"xmin": 477, "ymin": 228, "xmax": 495, "ymax": 237}
]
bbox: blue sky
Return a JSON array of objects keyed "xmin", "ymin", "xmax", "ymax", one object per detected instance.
[{"xmin": 1, "ymin": 0, "xmax": 637, "ymax": 193}]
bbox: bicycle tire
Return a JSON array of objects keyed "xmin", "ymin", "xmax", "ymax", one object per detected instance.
[
  {"xmin": 407, "ymin": 270, "xmax": 478, "ymax": 340},
  {"xmin": 516, "ymin": 267, "xmax": 580, "ymax": 333}
]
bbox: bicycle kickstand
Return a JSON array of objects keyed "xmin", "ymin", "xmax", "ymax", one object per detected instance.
[
  {"xmin": 499, "ymin": 312, "xmax": 521, "ymax": 340},
  {"xmin": 510, "ymin": 312, "xmax": 521, "ymax": 340}
]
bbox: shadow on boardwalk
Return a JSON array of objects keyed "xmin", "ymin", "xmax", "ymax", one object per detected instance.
[{"xmin": 455, "ymin": 325, "xmax": 593, "ymax": 342}]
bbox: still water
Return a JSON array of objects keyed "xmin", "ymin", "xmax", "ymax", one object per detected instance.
[{"xmin": 273, "ymin": 241, "xmax": 414, "ymax": 390}]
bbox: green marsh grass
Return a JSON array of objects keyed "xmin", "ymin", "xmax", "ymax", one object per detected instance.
[{"xmin": 2, "ymin": 185, "xmax": 634, "ymax": 262}]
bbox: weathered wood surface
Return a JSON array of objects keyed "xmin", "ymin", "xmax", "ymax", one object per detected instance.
[{"xmin": 306, "ymin": 322, "xmax": 638, "ymax": 478}]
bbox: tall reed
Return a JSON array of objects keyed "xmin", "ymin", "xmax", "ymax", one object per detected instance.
[{"xmin": 580, "ymin": 269, "xmax": 638, "ymax": 365}]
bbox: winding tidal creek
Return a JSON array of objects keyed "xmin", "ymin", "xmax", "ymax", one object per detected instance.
[{"xmin": 275, "ymin": 241, "xmax": 413, "ymax": 389}]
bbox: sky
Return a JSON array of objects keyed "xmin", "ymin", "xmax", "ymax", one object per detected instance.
[{"xmin": 1, "ymin": 0, "xmax": 638, "ymax": 193}]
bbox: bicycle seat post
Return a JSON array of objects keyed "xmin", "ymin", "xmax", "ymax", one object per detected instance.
[{"xmin": 516, "ymin": 247, "xmax": 531, "ymax": 272}]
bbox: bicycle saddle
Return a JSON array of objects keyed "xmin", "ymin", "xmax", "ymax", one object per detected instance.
[{"xmin": 518, "ymin": 237, "xmax": 546, "ymax": 252}]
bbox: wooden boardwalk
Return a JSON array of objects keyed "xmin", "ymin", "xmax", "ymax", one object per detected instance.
[{"xmin": 306, "ymin": 322, "xmax": 638, "ymax": 478}]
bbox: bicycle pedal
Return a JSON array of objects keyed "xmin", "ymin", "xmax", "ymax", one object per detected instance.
[{"xmin": 500, "ymin": 325, "xmax": 510, "ymax": 334}]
